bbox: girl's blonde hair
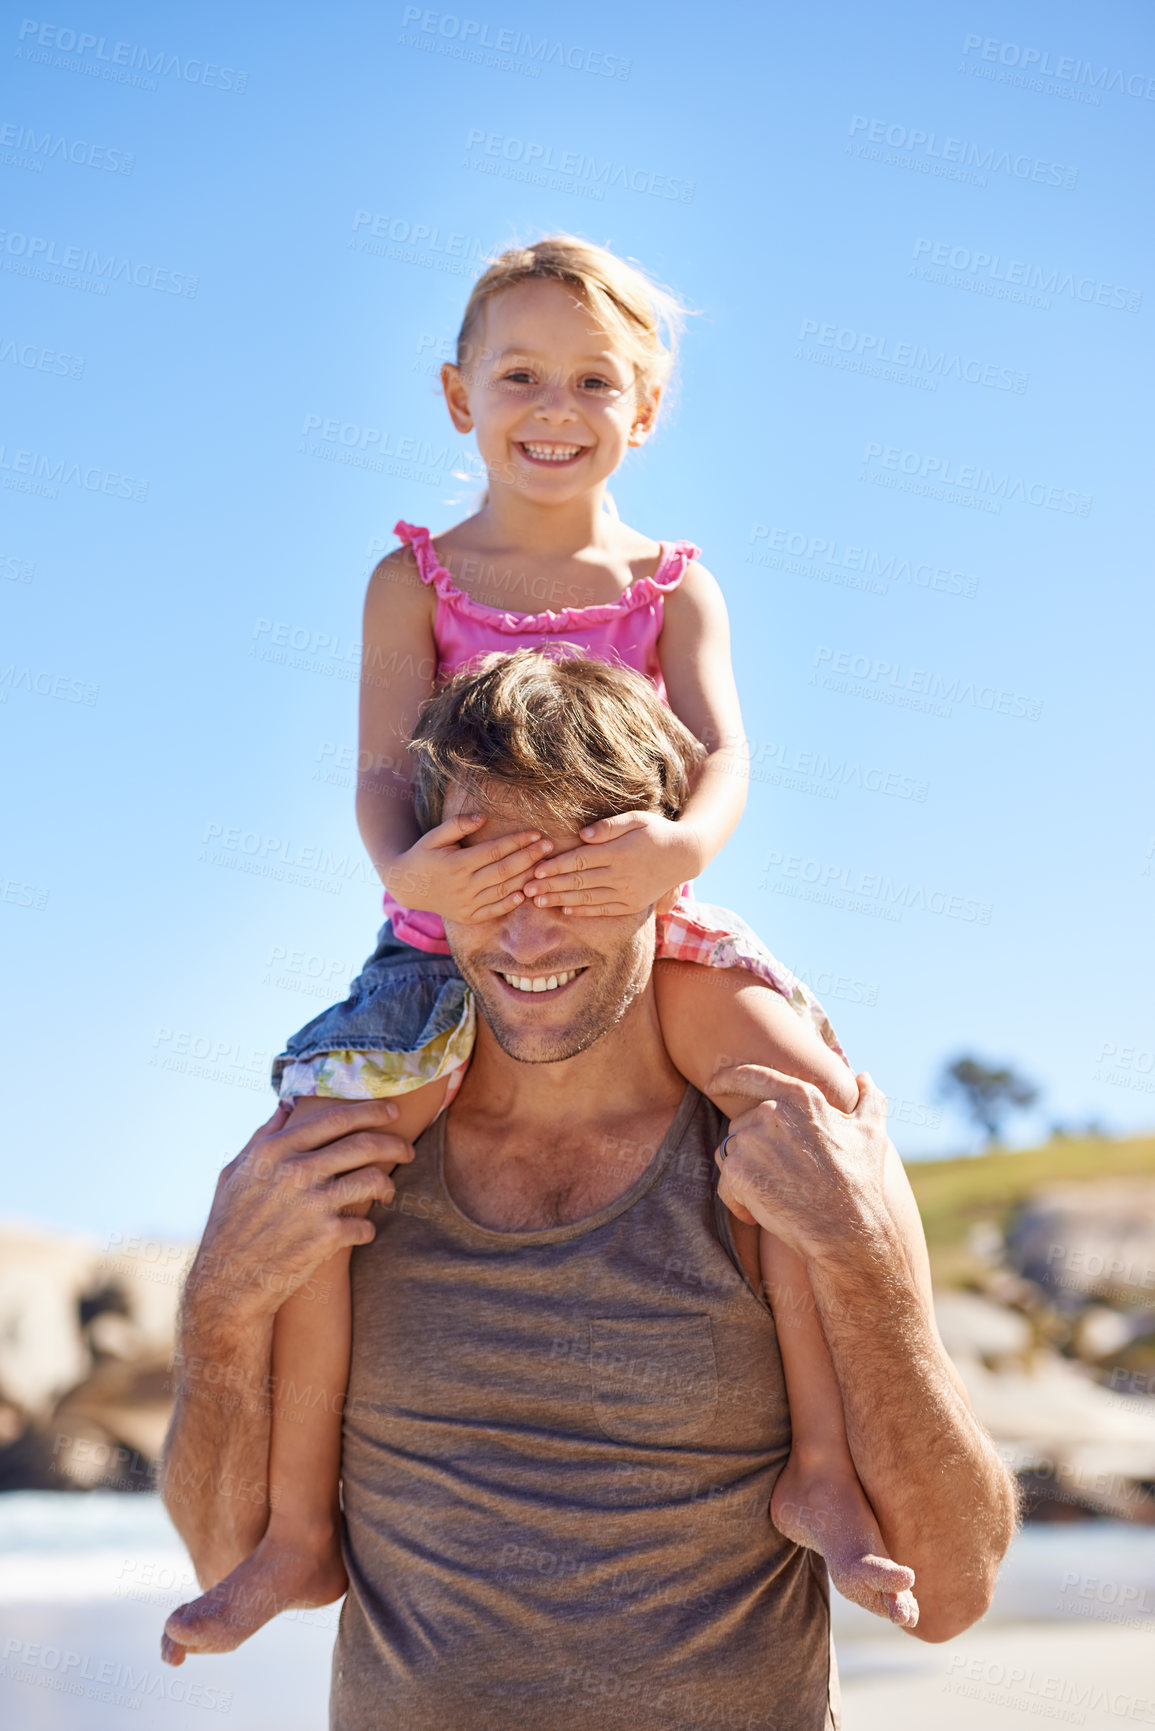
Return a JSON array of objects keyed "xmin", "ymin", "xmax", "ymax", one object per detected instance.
[{"xmin": 453, "ymin": 233, "xmax": 695, "ymax": 511}]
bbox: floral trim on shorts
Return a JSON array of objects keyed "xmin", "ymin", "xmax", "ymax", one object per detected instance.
[{"xmin": 278, "ymin": 991, "xmax": 476, "ymax": 1101}]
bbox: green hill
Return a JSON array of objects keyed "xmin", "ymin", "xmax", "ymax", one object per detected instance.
[{"xmin": 904, "ymin": 1131, "xmax": 1155, "ymax": 1287}]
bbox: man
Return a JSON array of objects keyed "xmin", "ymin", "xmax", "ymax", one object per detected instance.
[{"xmin": 161, "ymin": 652, "xmax": 1017, "ymax": 1730}]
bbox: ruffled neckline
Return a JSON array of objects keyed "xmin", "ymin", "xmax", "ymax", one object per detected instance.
[{"xmin": 394, "ymin": 521, "xmax": 700, "ymax": 635}]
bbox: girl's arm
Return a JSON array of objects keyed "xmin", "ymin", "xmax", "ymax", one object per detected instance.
[
  {"xmin": 527, "ymin": 560, "xmax": 749, "ymax": 916},
  {"xmin": 356, "ymin": 545, "xmax": 554, "ymax": 921},
  {"xmin": 356, "ymin": 546, "xmax": 440, "ymax": 889},
  {"xmin": 655, "ymin": 559, "xmax": 749, "ymax": 876}
]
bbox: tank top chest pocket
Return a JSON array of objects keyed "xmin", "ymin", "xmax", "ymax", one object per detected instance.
[{"xmin": 589, "ymin": 1315, "xmax": 718, "ymax": 1444}]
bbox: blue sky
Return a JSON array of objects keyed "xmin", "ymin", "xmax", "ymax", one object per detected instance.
[{"xmin": 3, "ymin": 0, "xmax": 1152, "ymax": 1240}]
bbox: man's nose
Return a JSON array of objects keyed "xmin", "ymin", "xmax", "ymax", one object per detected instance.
[{"xmin": 496, "ymin": 895, "xmax": 572, "ymax": 960}]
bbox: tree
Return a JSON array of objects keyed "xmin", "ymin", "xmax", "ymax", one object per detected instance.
[{"xmin": 938, "ymin": 1055, "xmax": 1040, "ymax": 1147}]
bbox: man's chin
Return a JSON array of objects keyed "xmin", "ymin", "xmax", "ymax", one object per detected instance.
[
  {"xmin": 468, "ymin": 974, "xmax": 603, "ymax": 1065},
  {"xmin": 484, "ymin": 1022, "xmax": 601, "ymax": 1065},
  {"xmin": 458, "ymin": 957, "xmax": 646, "ymax": 1066}
]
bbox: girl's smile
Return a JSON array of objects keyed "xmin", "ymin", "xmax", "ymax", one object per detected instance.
[{"xmin": 515, "ymin": 440, "xmax": 591, "ymax": 467}]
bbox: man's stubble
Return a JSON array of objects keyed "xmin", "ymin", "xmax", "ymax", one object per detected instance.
[{"xmin": 447, "ymin": 923, "xmax": 656, "ymax": 1065}]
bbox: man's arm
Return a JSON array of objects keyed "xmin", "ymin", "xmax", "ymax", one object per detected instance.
[
  {"xmin": 715, "ymin": 1066, "xmax": 1019, "ymax": 1644},
  {"xmin": 803, "ymin": 1188, "xmax": 1017, "ymax": 1641},
  {"xmin": 162, "ymin": 1278, "xmax": 277, "ymax": 1588},
  {"xmin": 160, "ymin": 1099, "xmax": 412, "ymax": 1589}
]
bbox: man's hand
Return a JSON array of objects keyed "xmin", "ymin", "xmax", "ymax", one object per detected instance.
[
  {"xmin": 185, "ymin": 1098, "xmax": 416, "ymax": 1330},
  {"xmin": 526, "ymin": 810, "xmax": 699, "ymax": 915},
  {"xmin": 713, "ymin": 1065, "xmax": 891, "ymax": 1263},
  {"xmin": 384, "ymin": 812, "xmax": 555, "ymax": 921}
]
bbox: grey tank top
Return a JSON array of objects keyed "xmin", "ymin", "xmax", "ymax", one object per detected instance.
[{"xmin": 332, "ymin": 1081, "xmax": 840, "ymax": 1731}]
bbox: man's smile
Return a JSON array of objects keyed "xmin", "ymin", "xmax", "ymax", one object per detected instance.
[{"xmin": 492, "ymin": 965, "xmax": 589, "ymax": 996}]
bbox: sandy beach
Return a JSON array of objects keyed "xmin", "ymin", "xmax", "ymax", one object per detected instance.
[{"xmin": 2, "ymin": 1496, "xmax": 1153, "ymax": 1729}]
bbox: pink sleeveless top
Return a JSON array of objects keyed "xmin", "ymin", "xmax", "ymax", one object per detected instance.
[{"xmin": 382, "ymin": 521, "xmax": 701, "ymax": 954}]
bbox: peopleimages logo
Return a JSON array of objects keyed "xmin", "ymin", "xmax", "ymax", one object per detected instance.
[
  {"xmin": 350, "ymin": 210, "xmax": 490, "ymax": 267},
  {"xmin": 812, "ymin": 646, "xmax": 1042, "ymax": 722},
  {"xmin": 798, "ymin": 318, "xmax": 1028, "ymax": 393},
  {"xmin": 760, "ymin": 851, "xmax": 992, "ymax": 925},
  {"xmin": 400, "ymin": 8, "xmax": 631, "ymax": 78},
  {"xmin": 961, "ymin": 34, "xmax": 1155, "ymax": 100},
  {"xmin": 0, "ymin": 228, "xmax": 198, "ymax": 296},
  {"xmin": 0, "ymin": 443, "xmax": 147, "ymax": 501},
  {"xmin": 464, "ymin": 130, "xmax": 695, "ymax": 202},
  {"xmin": 15, "ymin": 19, "xmax": 248, "ymax": 90},
  {"xmin": 198, "ymin": 820, "xmax": 378, "ymax": 896},
  {"xmin": 0, "ymin": 119, "xmax": 134, "ymax": 173},
  {"xmin": 847, "ymin": 115, "xmax": 1077, "ymax": 188},
  {"xmin": 734, "ymin": 736, "xmax": 929, "ymax": 802},
  {"xmin": 861, "ymin": 441, "xmax": 1092, "ymax": 516},
  {"xmin": 0, "ymin": 335, "xmax": 85, "ymax": 378},
  {"xmin": 0, "ymin": 663, "xmax": 99, "ymax": 705},
  {"xmin": 747, "ymin": 525, "xmax": 979, "ymax": 599},
  {"xmin": 911, "ymin": 238, "xmax": 1141, "ymax": 313}
]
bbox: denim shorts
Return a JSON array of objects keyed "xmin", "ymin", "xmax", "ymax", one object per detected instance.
[{"xmin": 270, "ymin": 920, "xmax": 468, "ymax": 1097}]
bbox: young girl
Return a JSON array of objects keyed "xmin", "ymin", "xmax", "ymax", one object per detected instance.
[{"xmin": 164, "ymin": 233, "xmax": 926, "ymax": 1661}]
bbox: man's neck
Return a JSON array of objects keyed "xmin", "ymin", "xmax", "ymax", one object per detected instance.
[
  {"xmin": 452, "ymin": 977, "xmax": 686, "ymax": 1137},
  {"xmin": 441, "ymin": 980, "xmax": 690, "ymax": 1232}
]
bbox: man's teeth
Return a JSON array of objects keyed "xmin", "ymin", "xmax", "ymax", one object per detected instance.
[
  {"xmin": 521, "ymin": 442, "xmax": 583, "ymax": 461},
  {"xmin": 500, "ymin": 968, "xmax": 582, "ymax": 993}
]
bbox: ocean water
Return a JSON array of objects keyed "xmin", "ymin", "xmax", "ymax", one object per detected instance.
[
  {"xmin": 1, "ymin": 1495, "xmax": 1153, "ymax": 1729},
  {"xmin": 0, "ymin": 1495, "xmax": 337, "ymax": 1729}
]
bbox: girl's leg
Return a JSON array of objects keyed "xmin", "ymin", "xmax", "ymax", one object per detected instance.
[
  {"xmin": 653, "ymin": 959, "xmax": 918, "ymax": 1627},
  {"xmin": 162, "ymin": 1078, "xmax": 451, "ymax": 1659},
  {"xmin": 758, "ymin": 1232, "xmax": 917, "ymax": 1625}
]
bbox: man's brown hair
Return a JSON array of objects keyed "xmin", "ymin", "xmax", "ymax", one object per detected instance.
[{"xmin": 407, "ymin": 647, "xmax": 706, "ymax": 835}]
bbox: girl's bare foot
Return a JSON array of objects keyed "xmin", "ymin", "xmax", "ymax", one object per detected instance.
[
  {"xmin": 770, "ymin": 1453, "xmax": 919, "ymax": 1629},
  {"xmin": 161, "ymin": 1527, "xmax": 347, "ymax": 1664}
]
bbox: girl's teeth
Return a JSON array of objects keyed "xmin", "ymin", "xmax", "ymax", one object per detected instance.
[{"xmin": 521, "ymin": 444, "xmax": 581, "ymax": 461}]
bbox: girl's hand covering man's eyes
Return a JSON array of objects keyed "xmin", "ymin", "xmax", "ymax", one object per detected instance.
[
  {"xmin": 383, "ymin": 813, "xmax": 555, "ymax": 924},
  {"xmin": 526, "ymin": 810, "xmax": 700, "ymax": 917}
]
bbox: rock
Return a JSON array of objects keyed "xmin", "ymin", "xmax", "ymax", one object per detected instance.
[
  {"xmin": 1073, "ymin": 1305, "xmax": 1154, "ymax": 1362},
  {"xmin": 0, "ymin": 1219, "xmax": 192, "ymax": 1492},
  {"xmin": 53, "ymin": 1358, "xmax": 173, "ymax": 1492},
  {"xmin": 934, "ymin": 1290, "xmax": 1031, "ymax": 1365},
  {"xmin": 98, "ymin": 1237, "xmax": 193, "ymax": 1357},
  {"xmin": 1006, "ymin": 1180, "xmax": 1155, "ymax": 1311},
  {"xmin": 946, "ymin": 1343, "xmax": 1155, "ymax": 1520},
  {"xmin": 0, "ymin": 1226, "xmax": 98, "ymax": 1418}
]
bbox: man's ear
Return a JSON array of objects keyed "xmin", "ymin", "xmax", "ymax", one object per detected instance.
[{"xmin": 655, "ymin": 885, "xmax": 680, "ymax": 917}]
